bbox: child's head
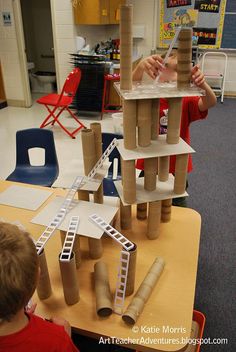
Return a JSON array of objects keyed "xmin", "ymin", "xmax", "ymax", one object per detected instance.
[
  {"xmin": 160, "ymin": 49, "xmax": 178, "ymax": 83},
  {"xmin": 0, "ymin": 222, "xmax": 38, "ymax": 322}
]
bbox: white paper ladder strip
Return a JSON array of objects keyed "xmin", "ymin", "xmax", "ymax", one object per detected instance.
[
  {"xmin": 59, "ymin": 216, "xmax": 79, "ymax": 262},
  {"xmin": 35, "ymin": 176, "xmax": 84, "ymax": 254},
  {"xmin": 89, "ymin": 214, "xmax": 134, "ymax": 251},
  {"xmin": 87, "ymin": 138, "xmax": 118, "ymax": 179},
  {"xmin": 114, "ymin": 250, "xmax": 130, "ymax": 315}
]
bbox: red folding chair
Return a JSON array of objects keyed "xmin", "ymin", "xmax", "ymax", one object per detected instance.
[{"xmin": 37, "ymin": 68, "xmax": 85, "ymax": 139}]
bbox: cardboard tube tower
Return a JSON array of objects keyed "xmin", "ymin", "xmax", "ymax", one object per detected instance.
[
  {"xmin": 37, "ymin": 249, "xmax": 52, "ymax": 300},
  {"xmin": 136, "ymin": 203, "xmax": 147, "ymax": 220},
  {"xmin": 161, "ymin": 199, "xmax": 172, "ymax": 223},
  {"xmin": 144, "ymin": 157, "xmax": 157, "ymax": 191},
  {"xmin": 166, "ymin": 98, "xmax": 182, "ymax": 144},
  {"xmin": 122, "ymin": 159, "xmax": 136, "ymax": 204},
  {"xmin": 125, "ymin": 243, "xmax": 137, "ymax": 296},
  {"xmin": 147, "ymin": 200, "xmax": 162, "ymax": 240},
  {"xmin": 122, "ymin": 257, "xmax": 165, "ymax": 325},
  {"xmin": 88, "ymin": 238, "xmax": 103, "ymax": 259},
  {"xmin": 60, "ymin": 230, "xmax": 81, "ymax": 269},
  {"xmin": 94, "ymin": 261, "xmax": 112, "ymax": 317},
  {"xmin": 120, "ymin": 5, "xmax": 133, "ymax": 90},
  {"xmin": 158, "ymin": 156, "xmax": 170, "ymax": 181},
  {"xmin": 120, "ymin": 200, "xmax": 132, "ymax": 230},
  {"xmin": 59, "ymin": 252, "xmax": 79, "ymax": 305},
  {"xmin": 177, "ymin": 28, "xmax": 192, "ymax": 89},
  {"xmin": 174, "ymin": 154, "xmax": 189, "ymax": 194},
  {"xmin": 123, "ymin": 100, "xmax": 137, "ymax": 150},
  {"xmin": 137, "ymin": 99, "xmax": 152, "ymax": 147}
]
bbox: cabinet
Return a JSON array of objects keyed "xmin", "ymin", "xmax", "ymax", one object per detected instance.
[{"xmin": 73, "ymin": 0, "xmax": 125, "ymax": 25}]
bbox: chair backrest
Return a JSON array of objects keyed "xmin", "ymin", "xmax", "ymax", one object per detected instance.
[
  {"xmin": 201, "ymin": 52, "xmax": 228, "ymax": 77},
  {"xmin": 102, "ymin": 132, "xmax": 123, "ymax": 175},
  {"xmin": 15, "ymin": 128, "xmax": 59, "ymax": 167},
  {"xmin": 62, "ymin": 67, "xmax": 81, "ymax": 98}
]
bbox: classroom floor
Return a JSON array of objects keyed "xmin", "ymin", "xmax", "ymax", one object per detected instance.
[{"xmin": 0, "ymin": 96, "xmax": 114, "ymax": 184}]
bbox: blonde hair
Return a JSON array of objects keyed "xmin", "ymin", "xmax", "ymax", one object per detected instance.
[{"xmin": 0, "ymin": 222, "xmax": 38, "ymax": 321}]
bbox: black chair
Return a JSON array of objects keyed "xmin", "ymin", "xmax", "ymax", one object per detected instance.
[
  {"xmin": 102, "ymin": 132, "xmax": 123, "ymax": 197},
  {"xmin": 7, "ymin": 128, "xmax": 59, "ymax": 187}
]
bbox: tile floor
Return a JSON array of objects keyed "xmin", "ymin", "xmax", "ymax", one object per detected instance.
[{"xmin": 0, "ymin": 95, "xmax": 116, "ymax": 188}]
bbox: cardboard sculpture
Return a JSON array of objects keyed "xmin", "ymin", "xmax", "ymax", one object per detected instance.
[
  {"xmin": 80, "ymin": 128, "xmax": 103, "ymax": 259},
  {"xmin": 114, "ymin": 7, "xmax": 201, "ymax": 237},
  {"xmin": 122, "ymin": 257, "xmax": 165, "ymax": 325},
  {"xmin": 59, "ymin": 252, "xmax": 80, "ymax": 305},
  {"xmin": 94, "ymin": 261, "xmax": 112, "ymax": 317},
  {"xmin": 120, "ymin": 200, "xmax": 132, "ymax": 230},
  {"xmin": 36, "ymin": 249, "xmax": 52, "ymax": 300}
]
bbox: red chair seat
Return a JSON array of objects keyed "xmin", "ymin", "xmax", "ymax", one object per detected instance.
[
  {"xmin": 37, "ymin": 68, "xmax": 86, "ymax": 139},
  {"xmin": 37, "ymin": 94, "xmax": 73, "ymax": 107}
]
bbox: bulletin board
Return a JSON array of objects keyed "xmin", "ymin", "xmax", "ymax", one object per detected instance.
[{"xmin": 159, "ymin": 0, "xmax": 227, "ymax": 49}]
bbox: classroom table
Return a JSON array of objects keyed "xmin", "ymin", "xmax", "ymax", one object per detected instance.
[{"xmin": 0, "ymin": 180, "xmax": 201, "ymax": 352}]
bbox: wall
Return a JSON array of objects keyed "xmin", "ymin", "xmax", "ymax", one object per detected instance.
[
  {"xmin": 21, "ymin": 0, "xmax": 55, "ymax": 72},
  {"xmin": 0, "ymin": 0, "xmax": 25, "ymax": 103},
  {"xmin": 50, "ymin": 0, "xmax": 77, "ymax": 91}
]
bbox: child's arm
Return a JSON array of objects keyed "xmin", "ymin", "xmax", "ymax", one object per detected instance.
[
  {"xmin": 132, "ymin": 55, "xmax": 164, "ymax": 81},
  {"xmin": 51, "ymin": 316, "xmax": 72, "ymax": 337},
  {"xmin": 191, "ymin": 65, "xmax": 217, "ymax": 111}
]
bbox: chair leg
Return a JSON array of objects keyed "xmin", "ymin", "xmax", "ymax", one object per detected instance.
[{"xmin": 40, "ymin": 105, "xmax": 59, "ymax": 128}]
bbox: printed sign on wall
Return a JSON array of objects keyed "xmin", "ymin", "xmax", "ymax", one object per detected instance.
[
  {"xmin": 2, "ymin": 12, "xmax": 12, "ymax": 26},
  {"xmin": 193, "ymin": 27, "xmax": 217, "ymax": 45},
  {"xmin": 167, "ymin": 0, "xmax": 192, "ymax": 8},
  {"xmin": 194, "ymin": 0, "xmax": 221, "ymax": 13}
]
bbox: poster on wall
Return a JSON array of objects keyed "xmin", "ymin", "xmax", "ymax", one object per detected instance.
[
  {"xmin": 193, "ymin": 27, "xmax": 217, "ymax": 45},
  {"xmin": 166, "ymin": 0, "xmax": 192, "ymax": 8},
  {"xmin": 159, "ymin": 0, "xmax": 226, "ymax": 48},
  {"xmin": 194, "ymin": 0, "xmax": 221, "ymax": 13}
]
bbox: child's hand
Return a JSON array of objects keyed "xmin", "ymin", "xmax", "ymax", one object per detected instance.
[
  {"xmin": 191, "ymin": 65, "xmax": 205, "ymax": 88},
  {"xmin": 139, "ymin": 55, "xmax": 164, "ymax": 79},
  {"xmin": 51, "ymin": 316, "xmax": 72, "ymax": 337}
]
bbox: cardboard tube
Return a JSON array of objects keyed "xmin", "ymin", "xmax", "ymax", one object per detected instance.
[
  {"xmin": 94, "ymin": 261, "xmax": 112, "ymax": 317},
  {"xmin": 161, "ymin": 199, "xmax": 172, "ymax": 223},
  {"xmin": 158, "ymin": 156, "xmax": 170, "ymax": 181},
  {"xmin": 144, "ymin": 157, "xmax": 157, "ymax": 191},
  {"xmin": 120, "ymin": 200, "xmax": 132, "ymax": 230},
  {"xmin": 81, "ymin": 129, "xmax": 97, "ymax": 175},
  {"xmin": 147, "ymin": 201, "xmax": 161, "ymax": 240},
  {"xmin": 122, "ymin": 257, "xmax": 165, "ymax": 325},
  {"xmin": 37, "ymin": 249, "xmax": 52, "ymax": 300},
  {"xmin": 166, "ymin": 98, "xmax": 182, "ymax": 144},
  {"xmin": 123, "ymin": 100, "xmax": 137, "ymax": 150},
  {"xmin": 77, "ymin": 190, "xmax": 89, "ymax": 201},
  {"xmin": 125, "ymin": 243, "xmax": 137, "ymax": 296},
  {"xmin": 174, "ymin": 154, "xmax": 188, "ymax": 194},
  {"xmin": 59, "ymin": 252, "xmax": 79, "ymax": 305},
  {"xmin": 151, "ymin": 99, "xmax": 160, "ymax": 140},
  {"xmin": 60, "ymin": 231, "xmax": 81, "ymax": 269},
  {"xmin": 90, "ymin": 123, "xmax": 104, "ymax": 204},
  {"xmin": 177, "ymin": 28, "xmax": 192, "ymax": 89},
  {"xmin": 136, "ymin": 203, "xmax": 147, "ymax": 220},
  {"xmin": 120, "ymin": 5, "xmax": 133, "ymax": 90},
  {"xmin": 88, "ymin": 238, "xmax": 103, "ymax": 259},
  {"xmin": 137, "ymin": 99, "xmax": 152, "ymax": 147},
  {"xmin": 122, "ymin": 159, "xmax": 136, "ymax": 204}
]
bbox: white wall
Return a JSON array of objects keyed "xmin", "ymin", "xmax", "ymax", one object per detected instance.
[
  {"xmin": 50, "ymin": 0, "xmax": 77, "ymax": 91},
  {"xmin": 0, "ymin": 0, "xmax": 24, "ymax": 102}
]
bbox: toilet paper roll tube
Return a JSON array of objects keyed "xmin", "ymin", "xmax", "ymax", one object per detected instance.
[
  {"xmin": 94, "ymin": 261, "xmax": 112, "ymax": 317},
  {"xmin": 59, "ymin": 252, "xmax": 79, "ymax": 305},
  {"xmin": 122, "ymin": 257, "xmax": 165, "ymax": 325},
  {"xmin": 36, "ymin": 249, "xmax": 52, "ymax": 300},
  {"xmin": 88, "ymin": 237, "xmax": 103, "ymax": 259}
]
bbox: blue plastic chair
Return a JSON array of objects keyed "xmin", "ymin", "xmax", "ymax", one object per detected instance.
[
  {"xmin": 102, "ymin": 132, "xmax": 123, "ymax": 197},
  {"xmin": 6, "ymin": 128, "xmax": 59, "ymax": 187}
]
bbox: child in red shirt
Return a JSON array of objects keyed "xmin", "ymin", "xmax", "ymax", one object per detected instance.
[
  {"xmin": 133, "ymin": 51, "xmax": 217, "ymax": 205},
  {"xmin": 0, "ymin": 222, "xmax": 79, "ymax": 352}
]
